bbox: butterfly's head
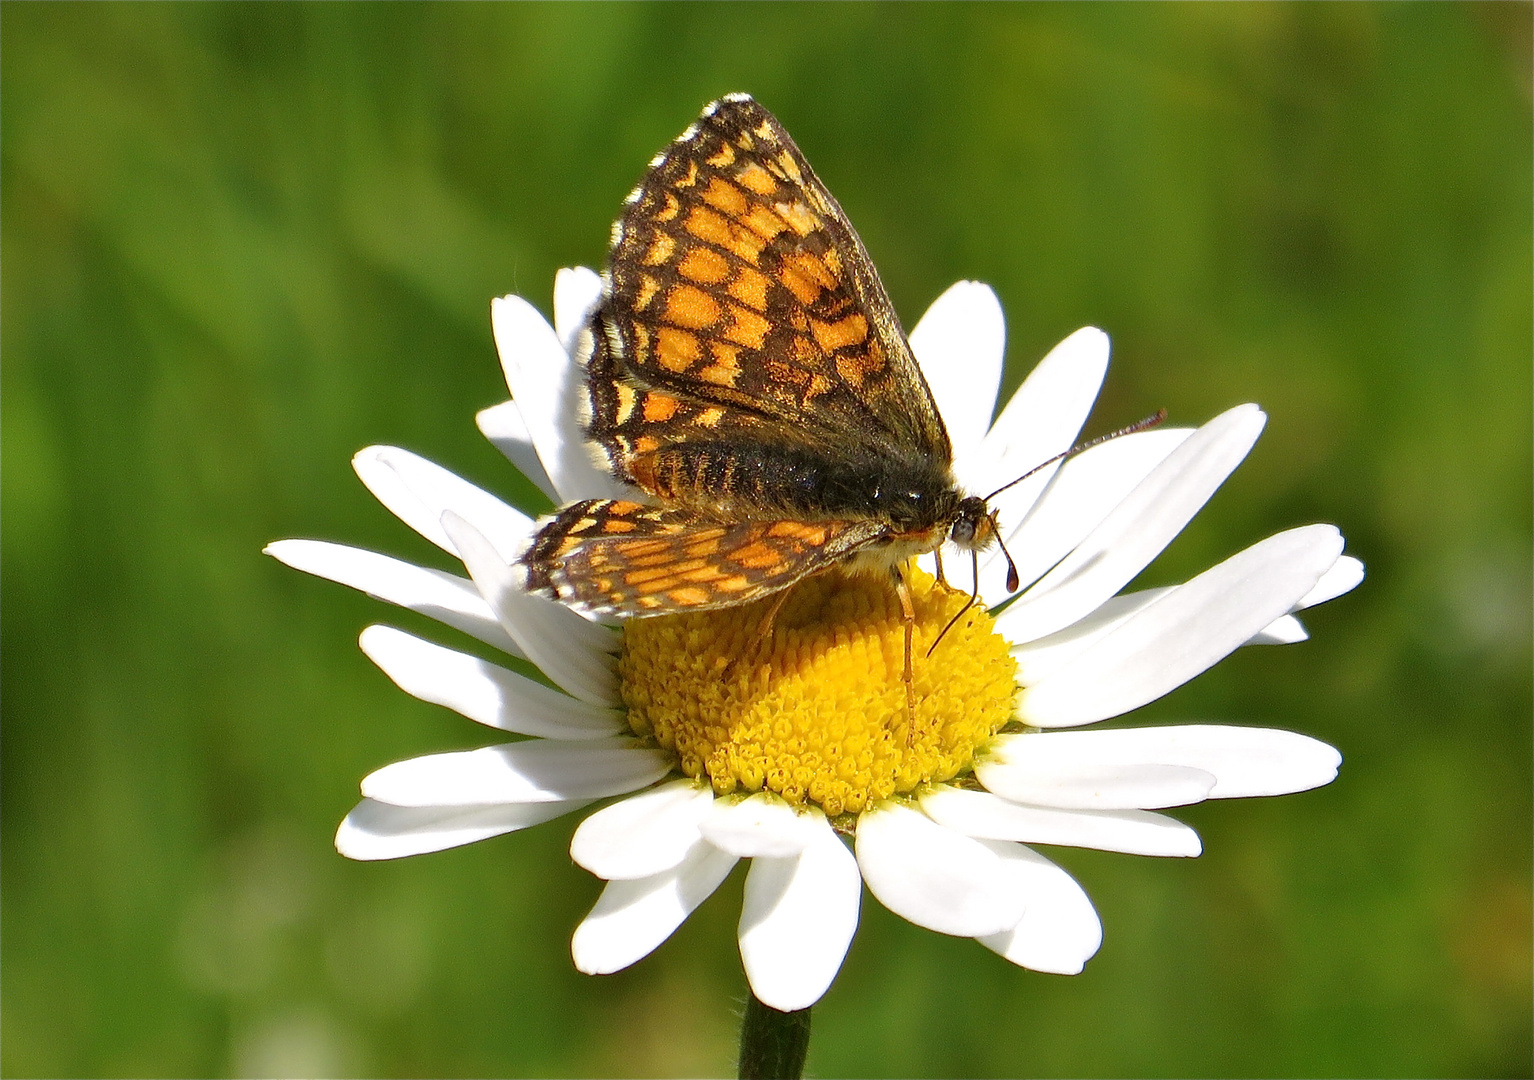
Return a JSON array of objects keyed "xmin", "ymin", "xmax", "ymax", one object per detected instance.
[
  {"xmin": 950, "ymin": 496, "xmax": 1020, "ymax": 594},
  {"xmin": 948, "ymin": 496, "xmax": 998, "ymax": 551}
]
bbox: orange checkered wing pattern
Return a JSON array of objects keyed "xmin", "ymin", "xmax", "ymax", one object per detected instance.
[
  {"xmin": 522, "ymin": 499, "xmax": 883, "ymax": 616},
  {"xmin": 582, "ymin": 93, "xmax": 952, "ymax": 498}
]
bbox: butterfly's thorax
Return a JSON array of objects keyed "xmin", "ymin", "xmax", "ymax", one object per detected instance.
[{"xmin": 633, "ymin": 441, "xmax": 962, "ymax": 533}]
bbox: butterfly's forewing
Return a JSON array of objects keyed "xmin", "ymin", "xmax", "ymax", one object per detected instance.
[
  {"xmin": 584, "ymin": 94, "xmax": 952, "ymax": 496},
  {"xmin": 523, "ymin": 499, "xmax": 884, "ymax": 616},
  {"xmin": 524, "ymin": 96, "xmax": 964, "ymax": 617}
]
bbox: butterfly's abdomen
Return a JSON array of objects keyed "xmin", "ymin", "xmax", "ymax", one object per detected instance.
[{"xmin": 633, "ymin": 442, "xmax": 959, "ymax": 530}]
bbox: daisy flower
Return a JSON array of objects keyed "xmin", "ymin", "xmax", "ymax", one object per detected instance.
[{"xmin": 266, "ymin": 268, "xmax": 1361, "ymax": 1013}]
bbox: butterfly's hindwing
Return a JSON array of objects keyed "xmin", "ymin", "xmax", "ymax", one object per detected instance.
[{"xmin": 523, "ymin": 498, "xmax": 884, "ymax": 615}]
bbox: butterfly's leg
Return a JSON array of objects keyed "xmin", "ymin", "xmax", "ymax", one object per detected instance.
[
  {"xmin": 719, "ymin": 585, "xmax": 794, "ymax": 680},
  {"xmin": 754, "ymin": 586, "xmax": 793, "ymax": 649},
  {"xmin": 927, "ymin": 547, "xmax": 982, "ymax": 658},
  {"xmin": 932, "ymin": 546, "xmax": 948, "ymax": 588},
  {"xmin": 893, "ymin": 566, "xmax": 918, "ymax": 743}
]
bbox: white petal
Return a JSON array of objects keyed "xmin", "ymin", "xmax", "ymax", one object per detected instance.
[
  {"xmin": 335, "ymin": 797, "xmax": 588, "ymax": 860},
  {"xmin": 571, "ymin": 843, "xmax": 738, "ymax": 974},
  {"xmin": 699, "ymin": 792, "xmax": 824, "ymax": 858},
  {"xmin": 553, "ymin": 266, "xmax": 604, "ymax": 355},
  {"xmin": 962, "ymin": 326, "xmax": 1109, "ymax": 499},
  {"xmin": 982, "ymin": 428, "xmax": 1194, "ymax": 605},
  {"xmin": 352, "ymin": 445, "xmax": 533, "ymax": 564},
  {"xmin": 1020, "ymin": 524, "xmax": 1344, "ymax": 727},
  {"xmin": 1010, "ymin": 536, "xmax": 1343, "ymax": 680},
  {"xmin": 358, "ymin": 625, "xmax": 624, "ymax": 739},
  {"xmin": 1009, "ymin": 587, "xmax": 1172, "ymax": 686},
  {"xmin": 855, "ymin": 802, "xmax": 1027, "ymax": 937},
  {"xmin": 985, "ymin": 725, "xmax": 1341, "ymax": 801},
  {"xmin": 975, "ymin": 758, "xmax": 1216, "ymax": 810},
  {"xmin": 977, "ymin": 846, "xmax": 1102, "ymax": 975},
  {"xmin": 263, "ymin": 539, "xmax": 523, "ymax": 658},
  {"xmin": 1000, "ymin": 404, "xmax": 1268, "ymax": 645},
  {"xmin": 918, "ymin": 785, "xmax": 1201, "ymax": 856},
  {"xmin": 569, "ymin": 780, "xmax": 716, "ymax": 880},
  {"xmin": 1299, "ymin": 554, "xmax": 1365, "ymax": 608},
  {"xmin": 738, "ymin": 814, "xmax": 861, "ymax": 1011},
  {"xmin": 476, "ymin": 401, "xmax": 559, "ymax": 501},
  {"xmin": 361, "ymin": 739, "xmax": 671, "ymax": 807},
  {"xmin": 1245, "ymin": 550, "xmax": 1363, "ymax": 646},
  {"xmin": 443, "ymin": 512, "xmax": 620, "ymax": 706},
  {"xmin": 491, "ymin": 294, "xmax": 625, "ymax": 503},
  {"xmin": 1247, "ymin": 614, "xmax": 1308, "ymax": 646},
  {"xmin": 908, "ymin": 281, "xmax": 1005, "ymax": 467}
]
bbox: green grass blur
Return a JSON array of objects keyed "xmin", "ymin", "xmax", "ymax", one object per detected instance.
[{"xmin": 3, "ymin": 3, "xmax": 1529, "ymax": 1076}]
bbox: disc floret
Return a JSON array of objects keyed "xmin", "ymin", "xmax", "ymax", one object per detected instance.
[{"xmin": 620, "ymin": 567, "xmax": 1018, "ymax": 817}]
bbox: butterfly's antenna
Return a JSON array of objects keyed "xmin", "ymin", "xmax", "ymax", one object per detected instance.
[
  {"xmin": 983, "ymin": 409, "xmax": 1168, "ymax": 504},
  {"xmin": 992, "ymin": 513, "xmax": 1021, "ymax": 593},
  {"xmin": 926, "ymin": 546, "xmax": 982, "ymax": 658},
  {"xmin": 928, "ymin": 412, "xmax": 1168, "ymax": 657}
]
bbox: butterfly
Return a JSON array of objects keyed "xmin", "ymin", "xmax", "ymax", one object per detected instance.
[{"xmin": 520, "ymin": 94, "xmax": 1016, "ymax": 692}]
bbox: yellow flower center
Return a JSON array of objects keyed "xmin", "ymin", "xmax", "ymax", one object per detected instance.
[{"xmin": 619, "ymin": 565, "xmax": 1018, "ymax": 818}]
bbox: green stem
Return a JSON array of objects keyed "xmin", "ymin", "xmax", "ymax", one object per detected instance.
[{"xmin": 737, "ymin": 992, "xmax": 811, "ymax": 1079}]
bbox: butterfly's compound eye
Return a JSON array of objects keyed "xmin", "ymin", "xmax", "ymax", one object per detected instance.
[{"xmin": 950, "ymin": 496, "xmax": 992, "ymax": 547}]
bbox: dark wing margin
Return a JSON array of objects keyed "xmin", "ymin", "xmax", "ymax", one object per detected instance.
[{"xmin": 583, "ymin": 93, "xmax": 952, "ymax": 495}]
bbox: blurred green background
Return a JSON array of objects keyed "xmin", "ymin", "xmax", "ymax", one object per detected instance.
[{"xmin": 4, "ymin": 3, "xmax": 1529, "ymax": 1077}]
